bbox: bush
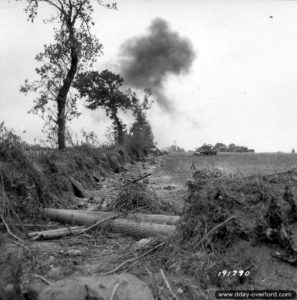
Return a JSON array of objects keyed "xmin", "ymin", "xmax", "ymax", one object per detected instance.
[
  {"xmin": 107, "ymin": 182, "xmax": 180, "ymax": 215},
  {"xmin": 125, "ymin": 102, "xmax": 155, "ymax": 158}
]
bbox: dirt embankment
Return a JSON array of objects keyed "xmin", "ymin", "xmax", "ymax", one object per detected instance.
[
  {"xmin": 0, "ymin": 145, "xmax": 184, "ymax": 299},
  {"xmin": 0, "ymin": 145, "xmax": 130, "ymax": 221}
]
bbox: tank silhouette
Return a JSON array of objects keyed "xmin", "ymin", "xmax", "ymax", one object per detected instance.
[{"xmin": 193, "ymin": 144, "xmax": 217, "ymax": 156}]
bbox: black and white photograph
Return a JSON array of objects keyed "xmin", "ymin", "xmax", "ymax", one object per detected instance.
[{"xmin": 1, "ymin": 0, "xmax": 297, "ymax": 299}]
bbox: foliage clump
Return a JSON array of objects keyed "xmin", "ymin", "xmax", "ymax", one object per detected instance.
[
  {"xmin": 74, "ymin": 70, "xmax": 132, "ymax": 145},
  {"xmin": 180, "ymin": 169, "xmax": 297, "ymax": 251},
  {"xmin": 107, "ymin": 182, "xmax": 179, "ymax": 215},
  {"xmin": 145, "ymin": 168, "xmax": 297, "ymax": 292},
  {"xmin": 125, "ymin": 89, "xmax": 155, "ymax": 158}
]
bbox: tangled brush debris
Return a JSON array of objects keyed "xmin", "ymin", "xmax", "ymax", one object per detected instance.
[
  {"xmin": 107, "ymin": 182, "xmax": 180, "ymax": 215},
  {"xmin": 180, "ymin": 168, "xmax": 297, "ymax": 253},
  {"xmin": 144, "ymin": 168, "xmax": 297, "ymax": 293}
]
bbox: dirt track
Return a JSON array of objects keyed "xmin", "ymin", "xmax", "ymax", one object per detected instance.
[{"xmin": 2, "ymin": 155, "xmax": 186, "ymax": 294}]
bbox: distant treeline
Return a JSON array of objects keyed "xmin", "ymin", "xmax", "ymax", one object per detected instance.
[{"xmin": 198, "ymin": 143, "xmax": 255, "ymax": 153}]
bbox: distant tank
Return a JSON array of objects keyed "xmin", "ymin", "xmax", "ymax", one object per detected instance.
[{"xmin": 193, "ymin": 144, "xmax": 217, "ymax": 156}]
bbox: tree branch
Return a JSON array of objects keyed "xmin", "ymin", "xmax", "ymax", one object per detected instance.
[
  {"xmin": 57, "ymin": 0, "xmax": 65, "ymax": 13},
  {"xmin": 80, "ymin": 13, "xmax": 91, "ymax": 36},
  {"xmin": 42, "ymin": 0, "xmax": 64, "ymax": 15},
  {"xmin": 72, "ymin": 0, "xmax": 87, "ymax": 25}
]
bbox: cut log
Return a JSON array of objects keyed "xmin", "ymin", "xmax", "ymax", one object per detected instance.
[
  {"xmin": 44, "ymin": 209, "xmax": 180, "ymax": 225},
  {"xmin": 43, "ymin": 208, "xmax": 176, "ymax": 238},
  {"xmin": 83, "ymin": 210, "xmax": 180, "ymax": 225},
  {"xmin": 28, "ymin": 226, "xmax": 86, "ymax": 240}
]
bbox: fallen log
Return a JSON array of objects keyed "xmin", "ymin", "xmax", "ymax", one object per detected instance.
[
  {"xmin": 44, "ymin": 209, "xmax": 180, "ymax": 225},
  {"xmin": 28, "ymin": 214, "xmax": 122, "ymax": 240},
  {"xmin": 76, "ymin": 214, "xmax": 121, "ymax": 235},
  {"xmin": 28, "ymin": 226, "xmax": 86, "ymax": 240},
  {"xmin": 43, "ymin": 208, "xmax": 176, "ymax": 238}
]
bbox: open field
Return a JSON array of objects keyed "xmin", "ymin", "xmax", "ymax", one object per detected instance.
[{"xmin": 163, "ymin": 152, "xmax": 297, "ymax": 177}]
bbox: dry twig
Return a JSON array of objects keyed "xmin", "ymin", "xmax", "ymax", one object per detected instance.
[
  {"xmin": 33, "ymin": 274, "xmax": 53, "ymax": 286},
  {"xmin": 160, "ymin": 269, "xmax": 179, "ymax": 300},
  {"xmin": 76, "ymin": 214, "xmax": 120, "ymax": 235},
  {"xmin": 12, "ymin": 240, "xmax": 32, "ymax": 258},
  {"xmin": 1, "ymin": 214, "xmax": 25, "ymax": 244},
  {"xmin": 98, "ymin": 242, "xmax": 165, "ymax": 276},
  {"xmin": 109, "ymin": 282, "xmax": 120, "ymax": 300},
  {"xmin": 196, "ymin": 216, "xmax": 236, "ymax": 248},
  {"xmin": 109, "ymin": 173, "xmax": 152, "ymax": 192}
]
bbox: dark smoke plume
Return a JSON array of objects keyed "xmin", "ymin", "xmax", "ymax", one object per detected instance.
[{"xmin": 119, "ymin": 18, "xmax": 196, "ymax": 111}]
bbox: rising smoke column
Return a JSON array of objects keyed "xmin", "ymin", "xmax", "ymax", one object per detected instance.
[{"xmin": 119, "ymin": 18, "xmax": 196, "ymax": 111}]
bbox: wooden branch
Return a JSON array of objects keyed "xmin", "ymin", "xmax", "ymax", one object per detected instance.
[
  {"xmin": 12, "ymin": 240, "xmax": 32, "ymax": 257},
  {"xmin": 34, "ymin": 274, "xmax": 53, "ymax": 286},
  {"xmin": 57, "ymin": 0, "xmax": 66, "ymax": 14},
  {"xmin": 28, "ymin": 226, "xmax": 86, "ymax": 240},
  {"xmin": 80, "ymin": 210, "xmax": 180, "ymax": 225},
  {"xmin": 109, "ymin": 282, "xmax": 120, "ymax": 300},
  {"xmin": 109, "ymin": 173, "xmax": 152, "ymax": 192},
  {"xmin": 196, "ymin": 216, "xmax": 236, "ymax": 248},
  {"xmin": 80, "ymin": 13, "xmax": 92, "ymax": 36},
  {"xmin": 98, "ymin": 242, "xmax": 165, "ymax": 276},
  {"xmin": 1, "ymin": 215, "xmax": 25, "ymax": 244},
  {"xmin": 43, "ymin": 0, "xmax": 65, "ymax": 16},
  {"xmin": 160, "ymin": 269, "xmax": 178, "ymax": 300},
  {"xmin": 76, "ymin": 215, "xmax": 121, "ymax": 235},
  {"xmin": 71, "ymin": 0, "xmax": 86, "ymax": 25},
  {"xmin": 68, "ymin": 0, "xmax": 73, "ymax": 22},
  {"xmin": 43, "ymin": 209, "xmax": 177, "ymax": 238}
]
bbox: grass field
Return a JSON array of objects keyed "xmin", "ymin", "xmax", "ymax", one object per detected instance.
[{"xmin": 162, "ymin": 152, "xmax": 297, "ymax": 177}]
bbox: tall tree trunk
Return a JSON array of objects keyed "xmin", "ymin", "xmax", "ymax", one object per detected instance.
[
  {"xmin": 57, "ymin": 99, "xmax": 66, "ymax": 150},
  {"xmin": 111, "ymin": 110, "xmax": 124, "ymax": 145},
  {"xmin": 56, "ymin": 27, "xmax": 78, "ymax": 150}
]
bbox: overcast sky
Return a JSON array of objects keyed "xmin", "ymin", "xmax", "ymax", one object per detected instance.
[{"xmin": 1, "ymin": 0, "xmax": 297, "ymax": 152}]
